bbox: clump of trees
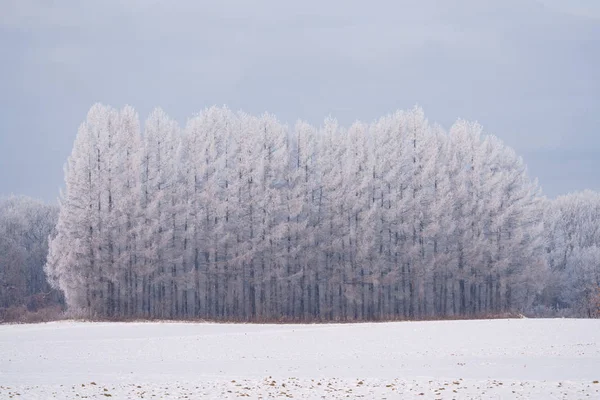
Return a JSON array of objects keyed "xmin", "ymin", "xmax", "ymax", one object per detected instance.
[
  {"xmin": 543, "ymin": 191, "xmax": 600, "ymax": 317},
  {"xmin": 46, "ymin": 104, "xmax": 594, "ymax": 321},
  {"xmin": 0, "ymin": 196, "xmax": 62, "ymax": 322}
]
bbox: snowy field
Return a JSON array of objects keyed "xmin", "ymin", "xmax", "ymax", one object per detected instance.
[{"xmin": 1, "ymin": 319, "xmax": 599, "ymax": 399}]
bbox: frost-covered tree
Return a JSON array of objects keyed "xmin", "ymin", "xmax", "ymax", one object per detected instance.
[
  {"xmin": 139, "ymin": 108, "xmax": 180, "ymax": 318},
  {"xmin": 47, "ymin": 105, "xmax": 103, "ymax": 314},
  {"xmin": 113, "ymin": 106, "xmax": 142, "ymax": 317}
]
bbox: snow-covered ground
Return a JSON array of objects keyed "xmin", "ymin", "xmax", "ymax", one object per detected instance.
[{"xmin": 1, "ymin": 319, "xmax": 599, "ymax": 399}]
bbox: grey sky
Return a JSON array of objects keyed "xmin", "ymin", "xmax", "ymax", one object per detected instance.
[{"xmin": 1, "ymin": 0, "xmax": 599, "ymax": 203}]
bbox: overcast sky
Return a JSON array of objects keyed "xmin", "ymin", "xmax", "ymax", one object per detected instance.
[{"xmin": 1, "ymin": 0, "xmax": 599, "ymax": 203}]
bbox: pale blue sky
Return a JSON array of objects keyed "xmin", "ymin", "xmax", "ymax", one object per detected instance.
[
  {"xmin": 1, "ymin": 0, "xmax": 599, "ymax": 202},
  {"xmin": 540, "ymin": 0, "xmax": 600, "ymax": 19}
]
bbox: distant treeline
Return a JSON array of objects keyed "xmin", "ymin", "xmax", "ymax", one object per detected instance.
[{"xmin": 0, "ymin": 196, "xmax": 63, "ymax": 322}]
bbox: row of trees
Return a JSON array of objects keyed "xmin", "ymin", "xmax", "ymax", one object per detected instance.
[
  {"xmin": 44, "ymin": 104, "xmax": 596, "ymax": 320},
  {"xmin": 0, "ymin": 196, "xmax": 61, "ymax": 313},
  {"xmin": 543, "ymin": 191, "xmax": 600, "ymax": 317}
]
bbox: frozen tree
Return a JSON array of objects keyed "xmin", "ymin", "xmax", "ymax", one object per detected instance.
[
  {"xmin": 112, "ymin": 106, "xmax": 142, "ymax": 317},
  {"xmin": 139, "ymin": 108, "xmax": 180, "ymax": 318},
  {"xmin": 290, "ymin": 120, "xmax": 319, "ymax": 319},
  {"xmin": 47, "ymin": 105, "xmax": 105, "ymax": 314},
  {"xmin": 47, "ymin": 104, "xmax": 144, "ymax": 317}
]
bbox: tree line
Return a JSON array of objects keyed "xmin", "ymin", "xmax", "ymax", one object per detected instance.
[
  {"xmin": 42, "ymin": 104, "xmax": 599, "ymax": 320},
  {"xmin": 0, "ymin": 196, "xmax": 62, "ymax": 321},
  {"xmin": 543, "ymin": 191, "xmax": 600, "ymax": 317}
]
